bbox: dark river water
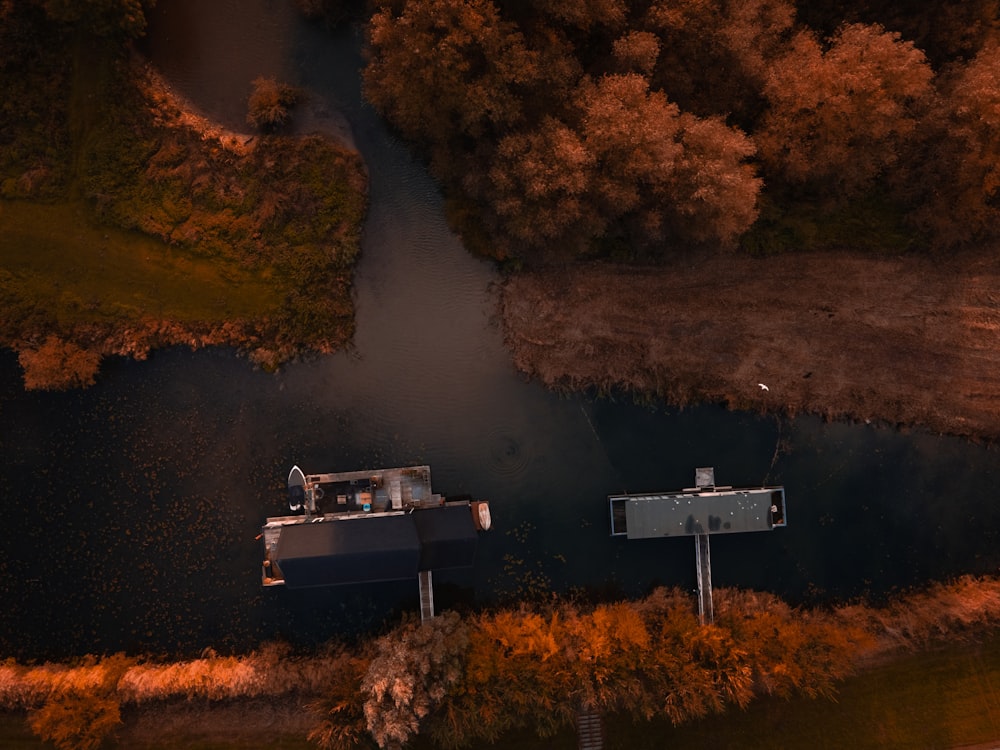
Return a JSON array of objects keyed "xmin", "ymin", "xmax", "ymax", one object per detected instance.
[{"xmin": 2, "ymin": 2, "xmax": 999, "ymax": 661}]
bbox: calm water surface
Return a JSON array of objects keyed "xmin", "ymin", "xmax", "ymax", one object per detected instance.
[{"xmin": 1, "ymin": 5, "xmax": 999, "ymax": 661}]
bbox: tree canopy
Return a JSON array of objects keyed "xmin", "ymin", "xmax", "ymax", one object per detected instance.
[
  {"xmin": 364, "ymin": 0, "xmax": 540, "ymax": 145},
  {"xmin": 905, "ymin": 43, "xmax": 1000, "ymax": 246},
  {"xmin": 757, "ymin": 23, "xmax": 934, "ymax": 201},
  {"xmin": 363, "ymin": 0, "xmax": 1000, "ymax": 260}
]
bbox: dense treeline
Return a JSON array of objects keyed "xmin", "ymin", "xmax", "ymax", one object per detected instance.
[
  {"xmin": 362, "ymin": 0, "xmax": 1000, "ymax": 262},
  {"xmin": 6, "ymin": 577, "xmax": 1000, "ymax": 750}
]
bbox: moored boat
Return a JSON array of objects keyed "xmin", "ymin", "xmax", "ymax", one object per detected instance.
[{"xmin": 261, "ymin": 464, "xmax": 491, "ymax": 589}]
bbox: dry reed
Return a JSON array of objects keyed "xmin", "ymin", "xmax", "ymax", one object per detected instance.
[{"xmin": 5, "ymin": 576, "xmax": 1000, "ymax": 750}]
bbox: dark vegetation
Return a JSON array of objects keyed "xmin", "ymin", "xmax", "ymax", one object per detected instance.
[
  {"xmin": 4, "ymin": 577, "xmax": 1000, "ymax": 749},
  {"xmin": 0, "ymin": 0, "xmax": 368, "ymax": 387},
  {"xmin": 247, "ymin": 76, "xmax": 302, "ymax": 132},
  {"xmin": 611, "ymin": 631, "xmax": 1000, "ymax": 750},
  {"xmin": 361, "ymin": 0, "xmax": 1000, "ymax": 263}
]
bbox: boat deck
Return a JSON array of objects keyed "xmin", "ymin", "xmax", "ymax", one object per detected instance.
[
  {"xmin": 262, "ymin": 465, "xmax": 444, "ymax": 586},
  {"xmin": 304, "ymin": 465, "xmax": 438, "ymax": 515},
  {"xmin": 609, "ymin": 485, "xmax": 786, "ymax": 538}
]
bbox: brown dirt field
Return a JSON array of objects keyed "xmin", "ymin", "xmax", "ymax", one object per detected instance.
[{"xmin": 500, "ymin": 248, "xmax": 1000, "ymax": 440}]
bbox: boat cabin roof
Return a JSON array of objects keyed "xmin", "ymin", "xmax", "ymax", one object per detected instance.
[{"xmin": 269, "ymin": 503, "xmax": 479, "ymax": 589}]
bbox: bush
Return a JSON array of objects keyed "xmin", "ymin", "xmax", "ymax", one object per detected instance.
[
  {"xmin": 362, "ymin": 613, "xmax": 468, "ymax": 750},
  {"xmin": 247, "ymin": 76, "xmax": 301, "ymax": 132},
  {"xmin": 29, "ymin": 693, "xmax": 121, "ymax": 750},
  {"xmin": 18, "ymin": 336, "xmax": 101, "ymax": 390},
  {"xmin": 307, "ymin": 649, "xmax": 374, "ymax": 750}
]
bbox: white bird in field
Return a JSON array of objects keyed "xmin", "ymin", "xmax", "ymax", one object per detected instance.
[{"xmin": 758, "ymin": 383, "xmax": 769, "ymax": 391}]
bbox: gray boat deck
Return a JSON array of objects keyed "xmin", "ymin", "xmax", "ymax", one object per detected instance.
[{"xmin": 609, "ymin": 486, "xmax": 786, "ymax": 539}]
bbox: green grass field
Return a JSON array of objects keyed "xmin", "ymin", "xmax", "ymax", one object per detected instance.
[{"xmin": 0, "ymin": 200, "xmax": 280, "ymax": 328}]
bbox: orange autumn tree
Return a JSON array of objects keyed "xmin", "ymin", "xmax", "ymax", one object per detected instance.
[
  {"xmin": 364, "ymin": 0, "xmax": 539, "ymax": 151},
  {"xmin": 631, "ymin": 587, "xmax": 734, "ymax": 723},
  {"xmin": 27, "ymin": 653, "xmax": 134, "ymax": 750},
  {"xmin": 485, "ymin": 117, "xmax": 601, "ymax": 258},
  {"xmin": 712, "ymin": 588, "xmax": 870, "ymax": 700},
  {"xmin": 552, "ymin": 601, "xmax": 652, "ymax": 712},
  {"xmin": 643, "ymin": 0, "xmax": 796, "ymax": 122},
  {"xmin": 364, "ymin": 0, "xmax": 764, "ymax": 263},
  {"xmin": 29, "ymin": 695, "xmax": 122, "ymax": 750},
  {"xmin": 530, "ymin": 0, "xmax": 627, "ymax": 33},
  {"xmin": 610, "ymin": 30, "xmax": 661, "ymax": 75},
  {"xmin": 427, "ymin": 607, "xmax": 568, "ymax": 747},
  {"xmin": 246, "ymin": 76, "xmax": 301, "ymax": 132},
  {"xmin": 799, "ymin": 0, "xmax": 1000, "ymax": 67},
  {"xmin": 477, "ymin": 73, "xmax": 760, "ymax": 260},
  {"xmin": 427, "ymin": 589, "xmax": 784, "ymax": 746},
  {"xmin": 904, "ymin": 44, "xmax": 1000, "ymax": 246},
  {"xmin": 756, "ymin": 23, "xmax": 934, "ymax": 202},
  {"xmin": 574, "ymin": 73, "xmax": 760, "ymax": 251},
  {"xmin": 18, "ymin": 336, "xmax": 101, "ymax": 390}
]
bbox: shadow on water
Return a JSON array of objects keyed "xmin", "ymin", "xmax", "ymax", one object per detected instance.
[{"xmin": 1, "ymin": 6, "xmax": 999, "ymax": 660}]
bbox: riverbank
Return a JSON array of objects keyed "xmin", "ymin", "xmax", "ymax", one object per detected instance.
[
  {"xmin": 500, "ymin": 247, "xmax": 1000, "ymax": 441},
  {"xmin": 6, "ymin": 575, "xmax": 1000, "ymax": 749},
  {"xmin": 111, "ymin": 631, "xmax": 1000, "ymax": 749}
]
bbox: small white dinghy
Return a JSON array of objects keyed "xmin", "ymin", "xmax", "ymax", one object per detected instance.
[{"xmin": 287, "ymin": 465, "xmax": 306, "ymax": 511}]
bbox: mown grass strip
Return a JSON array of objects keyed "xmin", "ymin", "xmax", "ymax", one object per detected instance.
[{"xmin": 0, "ymin": 200, "xmax": 280, "ymax": 328}]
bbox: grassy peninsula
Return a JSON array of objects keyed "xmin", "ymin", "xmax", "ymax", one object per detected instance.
[
  {"xmin": 0, "ymin": 4, "xmax": 367, "ymax": 389},
  {"xmin": 498, "ymin": 248, "xmax": 1000, "ymax": 442}
]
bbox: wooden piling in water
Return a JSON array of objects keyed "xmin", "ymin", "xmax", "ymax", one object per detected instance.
[
  {"xmin": 695, "ymin": 532, "xmax": 713, "ymax": 624},
  {"xmin": 418, "ymin": 569, "xmax": 434, "ymax": 622}
]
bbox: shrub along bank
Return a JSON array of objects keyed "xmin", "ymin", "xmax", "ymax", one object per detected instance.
[{"xmin": 4, "ymin": 576, "xmax": 1000, "ymax": 750}]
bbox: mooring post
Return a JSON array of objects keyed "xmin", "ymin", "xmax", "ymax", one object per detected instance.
[
  {"xmin": 418, "ymin": 569, "xmax": 434, "ymax": 622},
  {"xmin": 693, "ymin": 467, "xmax": 715, "ymax": 624},
  {"xmin": 695, "ymin": 533, "xmax": 714, "ymax": 624}
]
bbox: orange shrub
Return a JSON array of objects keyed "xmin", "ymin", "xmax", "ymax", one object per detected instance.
[
  {"xmin": 29, "ymin": 693, "xmax": 121, "ymax": 750},
  {"xmin": 18, "ymin": 336, "xmax": 101, "ymax": 390}
]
